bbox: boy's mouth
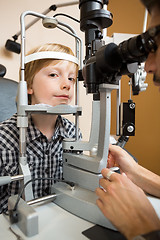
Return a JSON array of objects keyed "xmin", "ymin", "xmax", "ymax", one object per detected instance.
[{"xmin": 55, "ymin": 95, "xmax": 69, "ymax": 99}]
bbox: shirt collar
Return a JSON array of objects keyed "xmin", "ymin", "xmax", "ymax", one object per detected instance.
[{"xmin": 52, "ymin": 115, "xmax": 74, "ymax": 140}]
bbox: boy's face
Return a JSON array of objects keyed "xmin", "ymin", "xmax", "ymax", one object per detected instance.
[
  {"xmin": 28, "ymin": 60, "xmax": 77, "ymax": 106},
  {"xmin": 144, "ymin": 6, "xmax": 160, "ymax": 85}
]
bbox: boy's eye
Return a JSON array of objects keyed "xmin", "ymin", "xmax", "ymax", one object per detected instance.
[
  {"xmin": 68, "ymin": 77, "xmax": 75, "ymax": 82},
  {"xmin": 49, "ymin": 73, "xmax": 58, "ymax": 77}
]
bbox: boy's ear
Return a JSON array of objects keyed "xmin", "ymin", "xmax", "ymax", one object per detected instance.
[{"xmin": 27, "ymin": 88, "xmax": 33, "ymax": 94}]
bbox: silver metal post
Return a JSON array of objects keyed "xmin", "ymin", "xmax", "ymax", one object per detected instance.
[
  {"xmin": 27, "ymin": 194, "xmax": 57, "ymax": 205},
  {"xmin": 143, "ymin": 9, "xmax": 148, "ymax": 32},
  {"xmin": 56, "ymin": 20, "xmax": 83, "ymax": 140}
]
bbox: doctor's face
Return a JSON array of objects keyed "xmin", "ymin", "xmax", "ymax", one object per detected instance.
[
  {"xmin": 28, "ymin": 60, "xmax": 77, "ymax": 106},
  {"xmin": 144, "ymin": 6, "xmax": 160, "ymax": 85}
]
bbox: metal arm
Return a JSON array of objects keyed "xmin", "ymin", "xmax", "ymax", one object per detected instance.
[
  {"xmin": 17, "ymin": 10, "xmax": 82, "ymax": 201},
  {"xmin": 5, "ymin": 1, "xmax": 79, "ymax": 54}
]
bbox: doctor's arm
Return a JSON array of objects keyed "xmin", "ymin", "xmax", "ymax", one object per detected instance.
[
  {"xmin": 107, "ymin": 144, "xmax": 160, "ymax": 198},
  {"xmin": 95, "ymin": 168, "xmax": 160, "ymax": 240}
]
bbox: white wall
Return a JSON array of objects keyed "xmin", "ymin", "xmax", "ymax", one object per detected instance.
[{"xmin": 0, "ymin": 0, "xmax": 93, "ymax": 141}]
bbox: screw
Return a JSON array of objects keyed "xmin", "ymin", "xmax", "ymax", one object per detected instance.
[
  {"xmin": 129, "ymin": 103, "xmax": 135, "ymax": 109},
  {"xmin": 127, "ymin": 125, "xmax": 134, "ymax": 133}
]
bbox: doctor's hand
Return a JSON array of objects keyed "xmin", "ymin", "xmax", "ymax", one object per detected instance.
[
  {"xmin": 107, "ymin": 144, "xmax": 139, "ymax": 183},
  {"xmin": 95, "ymin": 168, "xmax": 160, "ymax": 240}
]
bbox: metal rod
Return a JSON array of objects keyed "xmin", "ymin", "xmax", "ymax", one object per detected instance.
[
  {"xmin": 55, "ymin": 1, "xmax": 79, "ymax": 8},
  {"xmin": 56, "ymin": 21, "xmax": 83, "ymax": 140},
  {"xmin": 11, "ymin": 175, "xmax": 24, "ymax": 182},
  {"xmin": 103, "ymin": 3, "xmax": 107, "ymax": 37},
  {"xmin": 116, "ymin": 80, "xmax": 121, "ymax": 136},
  {"xmin": 27, "ymin": 194, "xmax": 57, "ymax": 205},
  {"xmin": 56, "ymin": 23, "xmax": 82, "ymax": 68},
  {"xmin": 143, "ymin": 9, "xmax": 148, "ymax": 32}
]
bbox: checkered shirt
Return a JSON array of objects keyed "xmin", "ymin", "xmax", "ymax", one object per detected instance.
[{"xmin": 0, "ymin": 113, "xmax": 81, "ymax": 213}]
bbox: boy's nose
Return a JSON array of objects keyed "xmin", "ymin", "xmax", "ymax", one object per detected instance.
[
  {"xmin": 144, "ymin": 52, "xmax": 156, "ymax": 74},
  {"xmin": 61, "ymin": 77, "xmax": 71, "ymax": 90}
]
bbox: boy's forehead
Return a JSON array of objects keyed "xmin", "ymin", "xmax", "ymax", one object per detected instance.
[
  {"xmin": 43, "ymin": 60, "xmax": 78, "ymax": 74},
  {"xmin": 47, "ymin": 59, "xmax": 77, "ymax": 68}
]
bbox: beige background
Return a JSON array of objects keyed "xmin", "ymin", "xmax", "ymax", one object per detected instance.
[{"xmin": 0, "ymin": 0, "xmax": 160, "ymax": 175}]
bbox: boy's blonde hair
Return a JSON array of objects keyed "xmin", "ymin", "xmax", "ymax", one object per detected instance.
[{"xmin": 24, "ymin": 43, "xmax": 79, "ymax": 104}]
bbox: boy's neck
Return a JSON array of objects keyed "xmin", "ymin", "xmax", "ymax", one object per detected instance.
[{"xmin": 31, "ymin": 114, "xmax": 58, "ymax": 140}]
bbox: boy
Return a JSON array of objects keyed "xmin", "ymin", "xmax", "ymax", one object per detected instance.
[{"xmin": 0, "ymin": 43, "xmax": 81, "ymax": 213}]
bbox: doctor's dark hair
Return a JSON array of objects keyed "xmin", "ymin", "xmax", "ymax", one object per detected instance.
[
  {"xmin": 140, "ymin": 0, "xmax": 160, "ymax": 12},
  {"xmin": 23, "ymin": 43, "xmax": 79, "ymax": 104}
]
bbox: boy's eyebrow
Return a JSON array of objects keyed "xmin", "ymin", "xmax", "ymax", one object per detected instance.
[{"xmin": 42, "ymin": 65, "xmax": 77, "ymax": 75}]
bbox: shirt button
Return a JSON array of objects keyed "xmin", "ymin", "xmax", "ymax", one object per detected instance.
[
  {"xmin": 45, "ymin": 149, "xmax": 49, "ymax": 155},
  {"xmin": 45, "ymin": 168, "xmax": 50, "ymax": 174},
  {"xmin": 44, "ymin": 187, "xmax": 50, "ymax": 194},
  {"xmin": 59, "ymin": 161, "xmax": 63, "ymax": 167}
]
